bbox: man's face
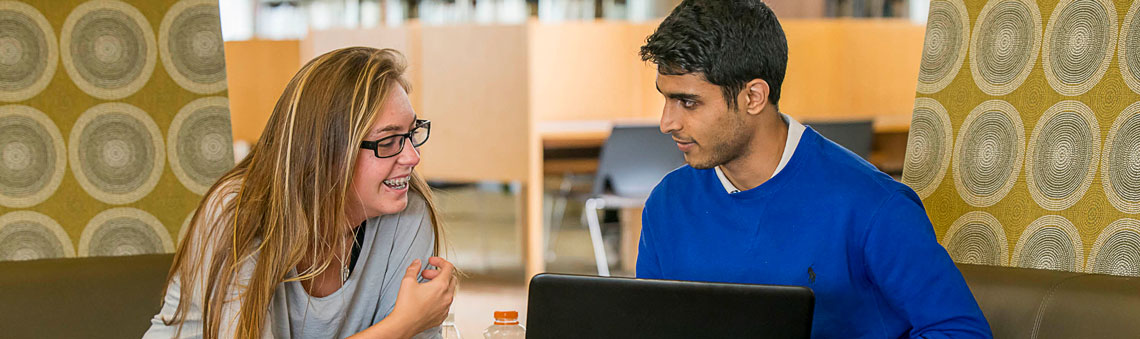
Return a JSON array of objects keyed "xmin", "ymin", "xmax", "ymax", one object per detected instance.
[{"xmin": 656, "ymin": 73, "xmax": 752, "ymax": 169}]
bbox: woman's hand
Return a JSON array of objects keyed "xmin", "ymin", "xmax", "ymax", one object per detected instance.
[
  {"xmin": 391, "ymin": 257, "xmax": 458, "ymax": 335},
  {"xmin": 351, "ymin": 257, "xmax": 457, "ymax": 339},
  {"xmin": 419, "ymin": 257, "xmax": 450, "ymax": 281}
]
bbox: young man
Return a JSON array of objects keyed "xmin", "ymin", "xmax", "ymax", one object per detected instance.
[{"xmin": 635, "ymin": 1, "xmax": 992, "ymax": 338}]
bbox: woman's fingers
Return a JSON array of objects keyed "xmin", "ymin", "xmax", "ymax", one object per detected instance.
[
  {"xmin": 420, "ymin": 257, "xmax": 453, "ymax": 281},
  {"xmin": 429, "ymin": 257, "xmax": 455, "ymax": 283},
  {"xmin": 402, "ymin": 259, "xmax": 422, "ymax": 283},
  {"xmin": 428, "ymin": 256, "xmax": 446, "ymax": 267},
  {"xmin": 421, "ymin": 268, "xmax": 441, "ymax": 280}
]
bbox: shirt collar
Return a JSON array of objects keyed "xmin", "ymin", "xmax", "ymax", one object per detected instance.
[{"xmin": 714, "ymin": 113, "xmax": 805, "ymax": 194}]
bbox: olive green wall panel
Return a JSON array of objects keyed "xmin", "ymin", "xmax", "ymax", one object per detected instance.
[
  {"xmin": 906, "ymin": 0, "xmax": 1140, "ymax": 276},
  {"xmin": 0, "ymin": 0, "xmax": 233, "ymax": 260}
]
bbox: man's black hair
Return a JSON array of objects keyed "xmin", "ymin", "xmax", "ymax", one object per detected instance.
[{"xmin": 640, "ymin": 0, "xmax": 788, "ymax": 110}]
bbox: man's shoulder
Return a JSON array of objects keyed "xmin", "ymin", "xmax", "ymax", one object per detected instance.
[
  {"xmin": 647, "ymin": 164, "xmax": 701, "ymax": 202},
  {"xmin": 781, "ymin": 131, "xmax": 922, "ymax": 218},
  {"xmin": 660, "ymin": 164, "xmax": 699, "ymax": 184},
  {"xmin": 799, "ymin": 132, "xmax": 911, "ymax": 199}
]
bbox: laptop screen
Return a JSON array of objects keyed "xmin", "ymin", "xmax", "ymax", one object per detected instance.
[{"xmin": 526, "ymin": 274, "xmax": 814, "ymax": 339}]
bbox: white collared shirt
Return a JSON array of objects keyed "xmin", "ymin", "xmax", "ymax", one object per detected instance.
[{"xmin": 714, "ymin": 113, "xmax": 805, "ymax": 194}]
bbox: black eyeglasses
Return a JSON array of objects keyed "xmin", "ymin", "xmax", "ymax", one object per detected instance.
[{"xmin": 360, "ymin": 119, "xmax": 431, "ymax": 158}]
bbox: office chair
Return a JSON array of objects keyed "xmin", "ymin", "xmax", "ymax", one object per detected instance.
[{"xmin": 582, "ymin": 125, "xmax": 684, "ymax": 276}]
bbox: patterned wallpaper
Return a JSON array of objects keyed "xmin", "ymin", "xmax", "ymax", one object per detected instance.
[
  {"xmin": 904, "ymin": 0, "xmax": 1140, "ymax": 276},
  {"xmin": 0, "ymin": 0, "xmax": 233, "ymax": 261}
]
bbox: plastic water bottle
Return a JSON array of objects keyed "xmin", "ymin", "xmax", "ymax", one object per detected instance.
[
  {"xmin": 441, "ymin": 313, "xmax": 462, "ymax": 339},
  {"xmin": 482, "ymin": 311, "xmax": 525, "ymax": 339}
]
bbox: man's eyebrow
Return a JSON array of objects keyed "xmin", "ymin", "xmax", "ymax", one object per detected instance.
[
  {"xmin": 656, "ymin": 83, "xmax": 700, "ymax": 101},
  {"xmin": 664, "ymin": 92, "xmax": 700, "ymax": 101}
]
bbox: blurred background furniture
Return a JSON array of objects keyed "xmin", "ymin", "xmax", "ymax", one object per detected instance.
[
  {"xmin": 805, "ymin": 119, "xmax": 874, "ymax": 160},
  {"xmin": 958, "ymin": 263, "xmax": 1140, "ymax": 338},
  {"xmin": 578, "ymin": 125, "xmax": 682, "ymax": 276},
  {"xmin": 2, "ymin": 253, "xmax": 1138, "ymax": 338},
  {"xmin": 0, "ymin": 254, "xmax": 173, "ymax": 339}
]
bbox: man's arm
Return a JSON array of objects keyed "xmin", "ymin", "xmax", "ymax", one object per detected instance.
[
  {"xmin": 863, "ymin": 190, "xmax": 992, "ymax": 339},
  {"xmin": 636, "ymin": 207, "xmax": 663, "ymax": 279}
]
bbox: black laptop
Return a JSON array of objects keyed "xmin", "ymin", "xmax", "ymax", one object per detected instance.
[{"xmin": 526, "ymin": 274, "xmax": 814, "ymax": 338}]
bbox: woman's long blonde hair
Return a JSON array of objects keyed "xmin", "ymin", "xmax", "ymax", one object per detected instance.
[{"xmin": 160, "ymin": 47, "xmax": 443, "ymax": 338}]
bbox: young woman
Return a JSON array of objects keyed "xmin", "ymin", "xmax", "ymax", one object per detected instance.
[{"xmin": 144, "ymin": 47, "xmax": 456, "ymax": 338}]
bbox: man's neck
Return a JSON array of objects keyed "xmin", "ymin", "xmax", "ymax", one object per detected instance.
[{"xmin": 720, "ymin": 112, "xmax": 789, "ymax": 191}]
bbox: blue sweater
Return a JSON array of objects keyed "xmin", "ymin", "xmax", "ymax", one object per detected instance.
[{"xmin": 637, "ymin": 127, "xmax": 991, "ymax": 338}]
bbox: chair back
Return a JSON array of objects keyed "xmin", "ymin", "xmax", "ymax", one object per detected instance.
[
  {"xmin": 591, "ymin": 125, "xmax": 685, "ymax": 198},
  {"xmin": 805, "ymin": 120, "xmax": 874, "ymax": 159}
]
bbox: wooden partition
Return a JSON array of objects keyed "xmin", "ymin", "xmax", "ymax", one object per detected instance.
[
  {"xmin": 229, "ymin": 19, "xmax": 925, "ymax": 145},
  {"xmin": 528, "ymin": 21, "xmax": 660, "ymax": 122},
  {"xmin": 224, "ymin": 40, "xmax": 302, "ymax": 144},
  {"xmin": 417, "ymin": 24, "xmax": 532, "ymax": 182},
  {"xmin": 301, "ymin": 26, "xmax": 424, "ymax": 112},
  {"xmin": 532, "ymin": 19, "xmax": 925, "ymax": 133},
  {"xmin": 780, "ymin": 19, "xmax": 925, "ymax": 132}
]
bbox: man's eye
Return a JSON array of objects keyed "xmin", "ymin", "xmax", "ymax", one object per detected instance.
[{"xmin": 682, "ymin": 99, "xmax": 696, "ymax": 108}]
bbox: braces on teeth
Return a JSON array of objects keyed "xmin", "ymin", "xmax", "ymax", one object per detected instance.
[{"xmin": 384, "ymin": 177, "xmax": 410, "ymax": 189}]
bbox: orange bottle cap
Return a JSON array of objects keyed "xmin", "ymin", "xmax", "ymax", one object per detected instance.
[{"xmin": 494, "ymin": 311, "xmax": 518, "ymax": 319}]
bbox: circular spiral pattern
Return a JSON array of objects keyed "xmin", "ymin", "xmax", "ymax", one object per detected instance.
[
  {"xmin": 1024, "ymin": 83, "xmax": 1048, "ymax": 114},
  {"xmin": 0, "ymin": 105, "xmax": 64, "ymax": 208},
  {"xmin": 918, "ymin": 0, "xmax": 970, "ymax": 94},
  {"xmin": 79, "ymin": 207, "xmax": 172, "ymax": 257},
  {"xmin": 1043, "ymin": 0, "xmax": 1118, "ymax": 96},
  {"xmin": 168, "ymin": 97, "xmax": 233, "ymax": 195},
  {"xmin": 953, "ymin": 100, "xmax": 1026, "ymax": 207},
  {"xmin": 1121, "ymin": 0, "xmax": 1140, "ymax": 94},
  {"xmin": 1007, "ymin": 189, "xmax": 1032, "ymax": 226},
  {"xmin": 932, "ymin": 189, "xmax": 957, "ymax": 225},
  {"xmin": 970, "ymin": 0, "xmax": 1042, "ymax": 96},
  {"xmin": 1026, "ymin": 100, "xmax": 1100, "ymax": 211},
  {"xmin": 950, "ymin": 85, "xmax": 973, "ymax": 110},
  {"xmin": 1087, "ymin": 218, "xmax": 1140, "ymax": 277},
  {"xmin": 942, "ymin": 211, "xmax": 1009, "ymax": 266},
  {"xmin": 1084, "ymin": 203, "xmax": 1104, "ymax": 230},
  {"xmin": 1012, "ymin": 215, "xmax": 1084, "ymax": 271},
  {"xmin": 1098, "ymin": 84, "xmax": 1121, "ymax": 113},
  {"xmin": 903, "ymin": 98, "xmax": 954, "ymax": 198},
  {"xmin": 1102, "ymin": 102, "xmax": 1140, "ymax": 213},
  {"xmin": 60, "ymin": 0, "xmax": 156, "ymax": 100},
  {"xmin": 160, "ymin": 0, "xmax": 226, "ymax": 94},
  {"xmin": 68, "ymin": 102, "xmax": 164, "ymax": 205},
  {"xmin": 0, "ymin": 1, "xmax": 56, "ymax": 102},
  {"xmin": 0, "ymin": 211, "xmax": 73, "ymax": 261}
]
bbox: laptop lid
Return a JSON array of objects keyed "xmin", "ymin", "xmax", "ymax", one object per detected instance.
[{"xmin": 526, "ymin": 274, "xmax": 814, "ymax": 338}]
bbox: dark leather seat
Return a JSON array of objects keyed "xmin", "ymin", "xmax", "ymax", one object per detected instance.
[
  {"xmin": 2, "ymin": 255, "xmax": 1139, "ymax": 338},
  {"xmin": 0, "ymin": 254, "xmax": 173, "ymax": 339},
  {"xmin": 958, "ymin": 263, "xmax": 1140, "ymax": 338}
]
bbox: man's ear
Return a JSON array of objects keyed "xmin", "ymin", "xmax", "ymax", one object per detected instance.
[{"xmin": 742, "ymin": 79, "xmax": 770, "ymax": 116}]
